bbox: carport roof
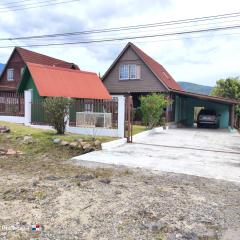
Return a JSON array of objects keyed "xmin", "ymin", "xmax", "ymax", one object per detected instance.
[{"xmin": 172, "ymin": 89, "xmax": 239, "ymax": 105}]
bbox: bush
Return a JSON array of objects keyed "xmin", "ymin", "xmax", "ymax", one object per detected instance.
[
  {"xmin": 140, "ymin": 93, "xmax": 171, "ymax": 129},
  {"xmin": 133, "ymin": 107, "xmax": 142, "ymax": 122},
  {"xmin": 43, "ymin": 97, "xmax": 72, "ymax": 134}
]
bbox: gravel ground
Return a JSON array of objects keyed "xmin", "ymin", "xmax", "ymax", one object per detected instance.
[{"xmin": 0, "ymin": 162, "xmax": 239, "ymax": 240}]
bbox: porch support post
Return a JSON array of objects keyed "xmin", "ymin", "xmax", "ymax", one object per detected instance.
[
  {"xmin": 24, "ymin": 89, "xmax": 33, "ymax": 126},
  {"xmin": 230, "ymin": 104, "xmax": 235, "ymax": 129}
]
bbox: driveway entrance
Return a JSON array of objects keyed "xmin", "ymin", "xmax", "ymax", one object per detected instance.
[{"xmin": 74, "ymin": 128, "xmax": 240, "ymax": 183}]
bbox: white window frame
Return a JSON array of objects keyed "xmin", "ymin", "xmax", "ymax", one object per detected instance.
[
  {"xmin": 119, "ymin": 64, "xmax": 139, "ymax": 80},
  {"xmin": 119, "ymin": 64, "xmax": 129, "ymax": 80},
  {"xmin": 7, "ymin": 68, "xmax": 14, "ymax": 81},
  {"xmin": 129, "ymin": 64, "xmax": 137, "ymax": 79}
]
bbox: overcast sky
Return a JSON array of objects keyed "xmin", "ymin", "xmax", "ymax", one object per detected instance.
[{"xmin": 0, "ymin": 0, "xmax": 240, "ymax": 86}]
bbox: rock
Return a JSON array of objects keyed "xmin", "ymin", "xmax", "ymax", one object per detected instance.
[
  {"xmin": 0, "ymin": 149, "xmax": 6, "ymax": 155},
  {"xmin": 80, "ymin": 141, "xmax": 88, "ymax": 147},
  {"xmin": 77, "ymin": 144, "xmax": 83, "ymax": 150},
  {"xmin": 32, "ymin": 180, "xmax": 39, "ymax": 187},
  {"xmin": 6, "ymin": 149, "xmax": 17, "ymax": 155},
  {"xmin": 115, "ymin": 190, "xmax": 122, "ymax": 195},
  {"xmin": 75, "ymin": 138, "xmax": 83, "ymax": 143},
  {"xmin": 69, "ymin": 142, "xmax": 79, "ymax": 148},
  {"xmin": 94, "ymin": 140, "xmax": 102, "ymax": 149},
  {"xmin": 45, "ymin": 175, "xmax": 59, "ymax": 181},
  {"xmin": 82, "ymin": 143, "xmax": 95, "ymax": 153},
  {"xmin": 60, "ymin": 141, "xmax": 69, "ymax": 146},
  {"xmin": 27, "ymin": 196, "xmax": 36, "ymax": 202},
  {"xmin": 182, "ymin": 232, "xmax": 198, "ymax": 240},
  {"xmin": 23, "ymin": 135, "xmax": 33, "ymax": 144},
  {"xmin": 53, "ymin": 138, "xmax": 61, "ymax": 144},
  {"xmin": 143, "ymin": 222, "xmax": 166, "ymax": 232},
  {"xmin": 99, "ymin": 178, "xmax": 111, "ymax": 184},
  {"xmin": 16, "ymin": 151, "xmax": 23, "ymax": 155},
  {"xmin": 82, "ymin": 143, "xmax": 91, "ymax": 150},
  {"xmin": 75, "ymin": 173, "xmax": 95, "ymax": 181},
  {"xmin": 0, "ymin": 126, "xmax": 10, "ymax": 133}
]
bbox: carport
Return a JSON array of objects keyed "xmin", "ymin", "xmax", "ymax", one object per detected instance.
[{"xmin": 172, "ymin": 90, "xmax": 238, "ymax": 128}]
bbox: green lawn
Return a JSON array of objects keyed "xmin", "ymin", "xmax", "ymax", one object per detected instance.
[
  {"xmin": 0, "ymin": 121, "xmax": 117, "ymax": 158},
  {"xmin": 132, "ymin": 125, "xmax": 147, "ymax": 135}
]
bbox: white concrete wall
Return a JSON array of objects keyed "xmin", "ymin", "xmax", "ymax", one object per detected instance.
[
  {"xmin": 66, "ymin": 126, "xmax": 118, "ymax": 137},
  {"xmin": 0, "ymin": 116, "xmax": 25, "ymax": 124},
  {"xmin": 24, "ymin": 89, "xmax": 33, "ymax": 126}
]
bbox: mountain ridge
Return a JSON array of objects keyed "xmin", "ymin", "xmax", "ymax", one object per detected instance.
[{"xmin": 178, "ymin": 81, "xmax": 213, "ymax": 95}]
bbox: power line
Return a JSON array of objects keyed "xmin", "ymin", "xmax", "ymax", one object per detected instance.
[
  {"xmin": 1, "ymin": 24, "xmax": 240, "ymax": 49},
  {"xmin": 0, "ymin": 0, "xmax": 80, "ymax": 13},
  {"xmin": 0, "ymin": 0, "xmax": 57, "ymax": 10},
  {"xmin": 1, "ymin": 10, "xmax": 240, "ymax": 41},
  {"xmin": 1, "ymin": 0, "xmax": 32, "ymax": 5}
]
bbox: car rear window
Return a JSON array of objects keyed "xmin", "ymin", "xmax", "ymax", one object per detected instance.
[{"xmin": 199, "ymin": 109, "xmax": 216, "ymax": 115}]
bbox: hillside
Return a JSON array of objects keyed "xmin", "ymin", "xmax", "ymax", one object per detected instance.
[{"xmin": 178, "ymin": 81, "xmax": 213, "ymax": 95}]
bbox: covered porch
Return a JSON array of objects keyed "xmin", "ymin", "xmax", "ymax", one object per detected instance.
[{"xmin": 172, "ymin": 90, "xmax": 237, "ymax": 129}]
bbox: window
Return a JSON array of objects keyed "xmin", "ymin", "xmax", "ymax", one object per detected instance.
[
  {"xmin": 129, "ymin": 65, "xmax": 137, "ymax": 79},
  {"xmin": 7, "ymin": 69, "xmax": 14, "ymax": 81},
  {"xmin": 119, "ymin": 64, "xmax": 140, "ymax": 80},
  {"xmin": 119, "ymin": 64, "xmax": 129, "ymax": 80}
]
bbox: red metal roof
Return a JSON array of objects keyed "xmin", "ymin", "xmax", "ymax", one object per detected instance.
[
  {"xmin": 129, "ymin": 43, "xmax": 182, "ymax": 91},
  {"xmin": 26, "ymin": 63, "xmax": 111, "ymax": 99},
  {"xmin": 16, "ymin": 47, "xmax": 79, "ymax": 70}
]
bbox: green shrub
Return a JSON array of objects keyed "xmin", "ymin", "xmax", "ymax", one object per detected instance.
[
  {"xmin": 43, "ymin": 97, "xmax": 72, "ymax": 134},
  {"xmin": 140, "ymin": 93, "xmax": 171, "ymax": 129},
  {"xmin": 133, "ymin": 107, "xmax": 142, "ymax": 122}
]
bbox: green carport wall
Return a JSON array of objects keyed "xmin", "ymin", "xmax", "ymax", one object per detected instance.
[{"xmin": 174, "ymin": 95, "xmax": 230, "ymax": 128}]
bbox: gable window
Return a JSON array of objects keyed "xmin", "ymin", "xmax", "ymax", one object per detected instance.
[
  {"xmin": 7, "ymin": 69, "xmax": 14, "ymax": 81},
  {"xmin": 119, "ymin": 64, "xmax": 140, "ymax": 80},
  {"xmin": 119, "ymin": 64, "xmax": 129, "ymax": 80},
  {"xmin": 129, "ymin": 65, "xmax": 137, "ymax": 79}
]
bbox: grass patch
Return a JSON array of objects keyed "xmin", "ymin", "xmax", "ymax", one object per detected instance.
[
  {"xmin": 132, "ymin": 125, "xmax": 146, "ymax": 135},
  {"xmin": 0, "ymin": 121, "xmax": 117, "ymax": 176}
]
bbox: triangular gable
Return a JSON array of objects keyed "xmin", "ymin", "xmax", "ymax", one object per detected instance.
[
  {"xmin": 102, "ymin": 42, "xmax": 182, "ymax": 91},
  {"xmin": 0, "ymin": 47, "xmax": 22, "ymax": 82}
]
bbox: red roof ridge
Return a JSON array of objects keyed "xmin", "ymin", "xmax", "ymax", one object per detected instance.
[
  {"xmin": 128, "ymin": 42, "xmax": 182, "ymax": 91},
  {"xmin": 26, "ymin": 62, "xmax": 96, "ymax": 75},
  {"xmin": 16, "ymin": 47, "xmax": 79, "ymax": 70}
]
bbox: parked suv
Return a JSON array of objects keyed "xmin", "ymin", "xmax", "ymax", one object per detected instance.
[{"xmin": 197, "ymin": 109, "xmax": 220, "ymax": 128}]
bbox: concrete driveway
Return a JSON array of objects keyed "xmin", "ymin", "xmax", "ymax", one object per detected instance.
[{"xmin": 74, "ymin": 128, "xmax": 240, "ymax": 183}]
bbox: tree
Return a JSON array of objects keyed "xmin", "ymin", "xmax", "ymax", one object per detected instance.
[
  {"xmin": 43, "ymin": 97, "xmax": 72, "ymax": 134},
  {"xmin": 140, "ymin": 93, "xmax": 171, "ymax": 129},
  {"xmin": 211, "ymin": 77, "xmax": 240, "ymax": 126}
]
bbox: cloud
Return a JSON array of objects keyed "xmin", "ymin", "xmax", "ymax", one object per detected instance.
[{"xmin": 0, "ymin": 0, "xmax": 239, "ymax": 86}]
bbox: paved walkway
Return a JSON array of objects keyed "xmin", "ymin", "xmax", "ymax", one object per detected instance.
[{"xmin": 74, "ymin": 128, "xmax": 240, "ymax": 183}]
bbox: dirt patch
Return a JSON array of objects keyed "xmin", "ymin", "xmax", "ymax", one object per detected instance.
[
  {"xmin": 0, "ymin": 123, "xmax": 239, "ymax": 239},
  {"xmin": 0, "ymin": 160, "xmax": 239, "ymax": 240}
]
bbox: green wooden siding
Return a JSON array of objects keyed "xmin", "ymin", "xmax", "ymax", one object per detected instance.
[{"xmin": 174, "ymin": 94, "xmax": 230, "ymax": 128}]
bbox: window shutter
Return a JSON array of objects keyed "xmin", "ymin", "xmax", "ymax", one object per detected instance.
[{"xmin": 136, "ymin": 65, "xmax": 141, "ymax": 79}]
